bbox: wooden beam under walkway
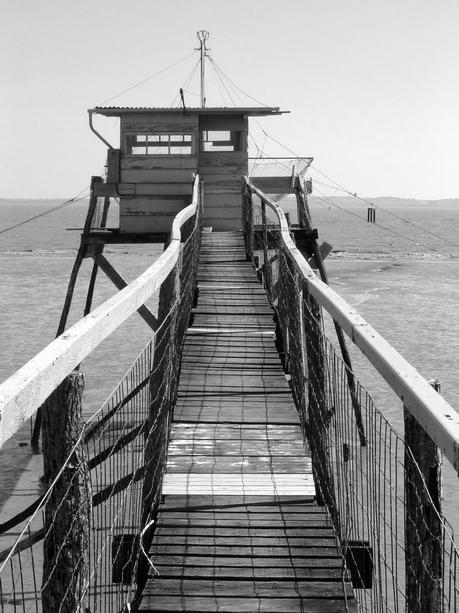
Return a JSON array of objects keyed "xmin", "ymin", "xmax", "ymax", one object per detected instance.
[{"xmin": 139, "ymin": 231, "xmax": 358, "ymax": 612}]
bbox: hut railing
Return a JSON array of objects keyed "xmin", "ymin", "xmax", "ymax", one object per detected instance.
[
  {"xmin": 0, "ymin": 176, "xmax": 202, "ymax": 611},
  {"xmin": 243, "ymin": 176, "xmax": 459, "ymax": 613}
]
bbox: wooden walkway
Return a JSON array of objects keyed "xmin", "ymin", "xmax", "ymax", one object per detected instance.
[{"xmin": 139, "ymin": 232, "xmax": 358, "ymax": 612}]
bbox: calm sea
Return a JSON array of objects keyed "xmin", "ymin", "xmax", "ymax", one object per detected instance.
[{"xmin": 0, "ymin": 198, "xmax": 458, "ymax": 532}]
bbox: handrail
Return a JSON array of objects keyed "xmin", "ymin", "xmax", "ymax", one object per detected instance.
[
  {"xmin": 0, "ymin": 176, "xmax": 201, "ymax": 448},
  {"xmin": 245, "ymin": 178, "xmax": 459, "ymax": 474}
]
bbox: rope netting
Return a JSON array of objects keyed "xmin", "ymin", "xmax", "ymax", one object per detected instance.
[
  {"xmin": 242, "ymin": 179, "xmax": 459, "ymax": 613},
  {"xmin": 0, "ymin": 203, "xmax": 202, "ymax": 611}
]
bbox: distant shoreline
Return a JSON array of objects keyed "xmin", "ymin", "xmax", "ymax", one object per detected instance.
[{"xmin": 329, "ymin": 250, "xmax": 459, "ymax": 261}]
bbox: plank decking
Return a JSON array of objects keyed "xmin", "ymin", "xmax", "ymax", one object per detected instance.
[{"xmin": 139, "ymin": 231, "xmax": 358, "ymax": 612}]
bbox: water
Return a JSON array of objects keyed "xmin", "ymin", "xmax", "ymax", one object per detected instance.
[
  {"xmin": 0, "ymin": 198, "xmax": 458, "ymax": 531},
  {"xmin": 0, "ymin": 199, "xmax": 163, "ymax": 513},
  {"xmin": 310, "ymin": 199, "xmax": 459, "ymax": 538}
]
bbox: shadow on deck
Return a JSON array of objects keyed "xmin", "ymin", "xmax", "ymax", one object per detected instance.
[{"xmin": 139, "ymin": 231, "xmax": 358, "ymax": 612}]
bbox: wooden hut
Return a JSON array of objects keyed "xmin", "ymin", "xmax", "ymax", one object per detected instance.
[{"xmin": 89, "ymin": 106, "xmax": 282, "ymax": 235}]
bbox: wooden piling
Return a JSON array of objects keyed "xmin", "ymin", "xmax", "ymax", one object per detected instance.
[
  {"xmin": 41, "ymin": 371, "xmax": 91, "ymax": 612},
  {"xmin": 404, "ymin": 380, "xmax": 443, "ymax": 613}
]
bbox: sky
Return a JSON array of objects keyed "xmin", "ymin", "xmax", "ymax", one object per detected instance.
[{"xmin": 1, "ymin": 0, "xmax": 458, "ymax": 199}]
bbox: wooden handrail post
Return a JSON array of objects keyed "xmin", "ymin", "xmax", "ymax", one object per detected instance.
[
  {"xmin": 404, "ymin": 379, "xmax": 443, "ymax": 613},
  {"xmin": 41, "ymin": 371, "xmax": 91, "ymax": 612},
  {"xmin": 261, "ymin": 199, "xmax": 271, "ymax": 298},
  {"xmin": 243, "ymin": 183, "xmax": 254, "ymax": 261}
]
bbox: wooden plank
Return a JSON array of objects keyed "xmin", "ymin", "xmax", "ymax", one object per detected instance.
[
  {"xmin": 200, "ymin": 115, "xmax": 248, "ymax": 131},
  {"xmin": 160, "ymin": 495, "xmax": 320, "ymax": 507},
  {"xmin": 162, "ymin": 473, "xmax": 315, "ymax": 496},
  {"xmin": 190, "ymin": 318, "xmax": 275, "ymax": 329},
  {"xmin": 199, "ymin": 172, "xmax": 244, "ymax": 184},
  {"xmin": 180, "ymin": 357, "xmax": 282, "ymax": 367},
  {"xmin": 120, "ymin": 214, "xmax": 177, "ymax": 234},
  {"xmin": 149, "ymin": 555, "xmax": 341, "ymax": 568},
  {"xmin": 166, "ymin": 456, "xmax": 311, "ymax": 474},
  {"xmin": 148, "ymin": 544, "xmax": 338, "ymax": 558},
  {"xmin": 157, "ymin": 514, "xmax": 332, "ymax": 527},
  {"xmin": 179, "ymin": 369, "xmax": 285, "ymax": 380},
  {"xmin": 170, "ymin": 424, "xmax": 303, "ymax": 439},
  {"xmin": 202, "ymin": 204, "xmax": 243, "ymax": 219},
  {"xmin": 182, "ymin": 335, "xmax": 276, "ymax": 343},
  {"xmin": 152, "ymin": 534, "xmax": 336, "ymax": 547},
  {"xmin": 139, "ymin": 596, "xmax": 354, "ymax": 612},
  {"xmin": 135, "ymin": 183, "xmax": 194, "ymax": 196},
  {"xmin": 141, "ymin": 578, "xmax": 353, "ymax": 598},
  {"xmin": 121, "ymin": 169, "xmax": 195, "ymax": 183},
  {"xmin": 154, "ymin": 566, "xmax": 342, "ymax": 579},
  {"xmin": 121, "ymin": 113, "xmax": 199, "ymax": 131},
  {"xmin": 173, "ymin": 409, "xmax": 299, "ymax": 425},
  {"xmin": 167, "ymin": 441, "xmax": 305, "ymax": 456},
  {"xmin": 199, "ymin": 151, "xmax": 247, "ymax": 167},
  {"xmin": 174, "ymin": 392, "xmax": 295, "ymax": 402},
  {"xmin": 157, "ymin": 512, "xmax": 328, "ymax": 521},
  {"xmin": 180, "ymin": 356, "xmax": 281, "ymax": 365},
  {"xmin": 121, "ymin": 198, "xmax": 187, "ymax": 213},
  {"xmin": 121, "ymin": 157, "xmax": 198, "ymax": 170}
]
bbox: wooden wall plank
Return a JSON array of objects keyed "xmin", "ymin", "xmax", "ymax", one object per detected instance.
[
  {"xmin": 202, "ymin": 179, "xmax": 242, "ymax": 194},
  {"xmin": 200, "ymin": 115, "xmax": 248, "ymax": 131},
  {"xmin": 121, "ymin": 157, "xmax": 198, "ymax": 170},
  {"xmin": 199, "ymin": 152, "xmax": 247, "ymax": 168},
  {"xmin": 121, "ymin": 169, "xmax": 195, "ymax": 184},
  {"xmin": 134, "ymin": 183, "xmax": 194, "ymax": 196},
  {"xmin": 199, "ymin": 165, "xmax": 245, "ymax": 176},
  {"xmin": 121, "ymin": 113, "xmax": 199, "ymax": 132},
  {"xmin": 120, "ymin": 215, "xmax": 178, "ymax": 233},
  {"xmin": 203, "ymin": 194, "xmax": 242, "ymax": 208}
]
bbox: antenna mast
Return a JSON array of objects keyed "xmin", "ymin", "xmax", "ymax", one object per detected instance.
[{"xmin": 196, "ymin": 30, "xmax": 209, "ymax": 107}]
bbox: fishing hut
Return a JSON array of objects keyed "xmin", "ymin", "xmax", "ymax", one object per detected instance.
[{"xmin": 89, "ymin": 105, "xmax": 283, "ymax": 235}]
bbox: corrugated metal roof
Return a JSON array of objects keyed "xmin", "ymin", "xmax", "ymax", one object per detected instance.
[{"xmin": 89, "ymin": 106, "xmax": 286, "ymax": 117}]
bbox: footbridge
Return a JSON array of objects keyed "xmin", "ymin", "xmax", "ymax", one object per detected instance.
[{"xmin": 0, "ymin": 175, "xmax": 458, "ymax": 612}]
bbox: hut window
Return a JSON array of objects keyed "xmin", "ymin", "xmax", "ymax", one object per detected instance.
[
  {"xmin": 201, "ymin": 130, "xmax": 242, "ymax": 152},
  {"xmin": 126, "ymin": 133, "xmax": 193, "ymax": 155}
]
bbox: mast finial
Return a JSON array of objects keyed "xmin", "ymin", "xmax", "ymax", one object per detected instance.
[{"xmin": 196, "ymin": 31, "xmax": 209, "ymax": 108}]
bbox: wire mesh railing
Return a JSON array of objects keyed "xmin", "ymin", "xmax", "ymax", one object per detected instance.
[
  {"xmin": 0, "ymin": 182, "xmax": 202, "ymax": 611},
  {"xmin": 243, "ymin": 177, "xmax": 459, "ymax": 613}
]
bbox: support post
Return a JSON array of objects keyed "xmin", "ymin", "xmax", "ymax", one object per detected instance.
[
  {"xmin": 84, "ymin": 248, "xmax": 102, "ymax": 316},
  {"xmin": 41, "ymin": 372, "xmax": 91, "ymax": 613},
  {"xmin": 404, "ymin": 380, "xmax": 443, "ymax": 613},
  {"xmin": 94, "ymin": 253, "xmax": 159, "ymax": 330},
  {"xmin": 243, "ymin": 185, "xmax": 255, "ymax": 261},
  {"xmin": 261, "ymin": 199, "xmax": 271, "ymax": 298}
]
